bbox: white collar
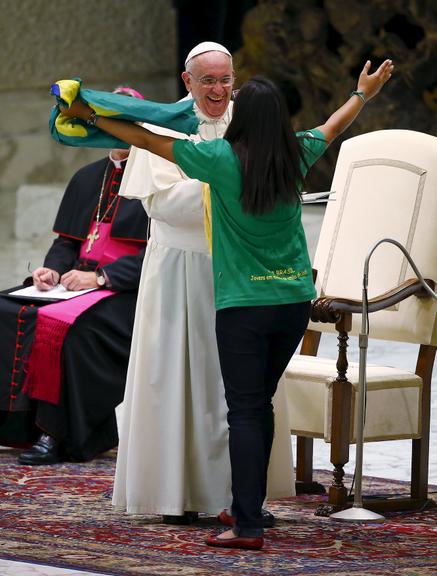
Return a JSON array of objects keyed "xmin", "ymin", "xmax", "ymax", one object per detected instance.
[
  {"xmin": 193, "ymin": 101, "xmax": 233, "ymax": 128},
  {"xmin": 109, "ymin": 151, "xmax": 129, "ymax": 170}
]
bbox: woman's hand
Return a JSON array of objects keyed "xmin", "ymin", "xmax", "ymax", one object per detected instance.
[
  {"xmin": 316, "ymin": 58, "xmax": 394, "ymax": 144},
  {"xmin": 59, "ymin": 99, "xmax": 93, "ymax": 122},
  {"xmin": 356, "ymin": 59, "xmax": 394, "ymax": 102}
]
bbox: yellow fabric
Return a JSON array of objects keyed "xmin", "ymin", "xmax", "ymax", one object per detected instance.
[
  {"xmin": 54, "ymin": 79, "xmax": 120, "ymax": 117},
  {"xmin": 90, "ymin": 103, "xmax": 124, "ymax": 117},
  {"xmin": 202, "ymin": 182, "xmax": 212, "ymax": 254},
  {"xmin": 54, "ymin": 79, "xmax": 81, "ymax": 106},
  {"xmin": 54, "ymin": 114, "xmax": 88, "ymax": 138}
]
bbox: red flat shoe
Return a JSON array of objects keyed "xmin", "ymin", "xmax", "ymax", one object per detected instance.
[
  {"xmin": 217, "ymin": 509, "xmax": 234, "ymax": 527},
  {"xmin": 205, "ymin": 533, "xmax": 264, "ymax": 550},
  {"xmin": 218, "ymin": 508, "xmax": 275, "ymax": 528}
]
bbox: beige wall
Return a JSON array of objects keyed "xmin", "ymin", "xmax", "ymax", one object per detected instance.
[{"xmin": 0, "ymin": 0, "xmax": 178, "ymax": 191}]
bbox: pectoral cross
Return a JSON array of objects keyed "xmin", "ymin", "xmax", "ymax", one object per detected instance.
[{"xmin": 86, "ymin": 226, "xmax": 100, "ymax": 253}]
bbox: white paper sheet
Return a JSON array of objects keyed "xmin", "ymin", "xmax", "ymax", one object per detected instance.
[
  {"xmin": 7, "ymin": 284, "xmax": 96, "ymax": 300},
  {"xmin": 301, "ymin": 190, "xmax": 336, "ymax": 204}
]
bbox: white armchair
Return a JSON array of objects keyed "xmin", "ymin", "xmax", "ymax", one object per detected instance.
[{"xmin": 284, "ymin": 129, "xmax": 437, "ymax": 515}]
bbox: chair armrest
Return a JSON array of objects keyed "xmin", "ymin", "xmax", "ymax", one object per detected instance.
[{"xmin": 311, "ymin": 278, "xmax": 435, "ymax": 323}]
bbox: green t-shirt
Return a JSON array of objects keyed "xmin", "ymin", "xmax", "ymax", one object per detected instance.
[{"xmin": 173, "ymin": 129, "xmax": 327, "ymax": 310}]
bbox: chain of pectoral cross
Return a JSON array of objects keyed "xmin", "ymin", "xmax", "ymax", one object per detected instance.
[{"xmin": 86, "ymin": 162, "xmax": 119, "ymax": 253}]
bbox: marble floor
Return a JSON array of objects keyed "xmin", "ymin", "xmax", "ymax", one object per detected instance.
[
  {"xmin": 0, "ymin": 559, "xmax": 106, "ymax": 576},
  {"xmin": 0, "ymin": 199, "xmax": 435, "ymax": 575}
]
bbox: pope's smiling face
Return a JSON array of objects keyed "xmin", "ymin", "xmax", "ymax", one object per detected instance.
[{"xmin": 182, "ymin": 51, "xmax": 234, "ymax": 119}]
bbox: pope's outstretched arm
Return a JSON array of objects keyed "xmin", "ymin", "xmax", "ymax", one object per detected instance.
[{"xmin": 62, "ymin": 99, "xmax": 177, "ymax": 162}]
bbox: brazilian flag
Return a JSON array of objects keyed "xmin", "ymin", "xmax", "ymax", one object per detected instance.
[{"xmin": 49, "ymin": 78, "xmax": 199, "ymax": 149}]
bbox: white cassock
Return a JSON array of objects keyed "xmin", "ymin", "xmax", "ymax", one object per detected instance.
[{"xmin": 112, "ymin": 101, "xmax": 295, "ymax": 516}]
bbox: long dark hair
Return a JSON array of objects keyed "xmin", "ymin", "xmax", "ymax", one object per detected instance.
[{"xmin": 224, "ymin": 76, "xmax": 307, "ymax": 215}]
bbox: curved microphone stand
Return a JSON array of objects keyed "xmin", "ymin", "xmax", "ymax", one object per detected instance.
[{"xmin": 331, "ymin": 238, "xmax": 437, "ymax": 522}]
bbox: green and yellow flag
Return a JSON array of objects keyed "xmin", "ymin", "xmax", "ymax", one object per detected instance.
[{"xmin": 49, "ymin": 78, "xmax": 199, "ymax": 149}]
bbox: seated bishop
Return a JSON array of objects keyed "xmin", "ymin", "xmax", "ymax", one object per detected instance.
[{"xmin": 0, "ymin": 86, "xmax": 148, "ymax": 465}]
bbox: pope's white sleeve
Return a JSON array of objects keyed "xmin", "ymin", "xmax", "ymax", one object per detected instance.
[
  {"xmin": 119, "ymin": 123, "xmax": 204, "ymax": 223},
  {"xmin": 118, "ymin": 146, "xmax": 151, "ymax": 201},
  {"xmin": 141, "ymin": 150, "xmax": 204, "ymax": 223}
]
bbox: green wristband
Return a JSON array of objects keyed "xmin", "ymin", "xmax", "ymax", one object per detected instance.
[{"xmin": 350, "ymin": 90, "xmax": 366, "ymax": 103}]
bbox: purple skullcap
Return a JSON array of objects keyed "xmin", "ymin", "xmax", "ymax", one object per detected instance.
[{"xmin": 113, "ymin": 86, "xmax": 144, "ymax": 100}]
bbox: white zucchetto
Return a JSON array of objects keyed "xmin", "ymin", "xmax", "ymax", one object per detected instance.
[{"xmin": 184, "ymin": 41, "xmax": 232, "ymax": 66}]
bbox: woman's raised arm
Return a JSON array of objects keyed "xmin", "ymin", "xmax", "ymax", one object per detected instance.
[
  {"xmin": 61, "ymin": 99, "xmax": 177, "ymax": 163},
  {"xmin": 315, "ymin": 59, "xmax": 394, "ymax": 145}
]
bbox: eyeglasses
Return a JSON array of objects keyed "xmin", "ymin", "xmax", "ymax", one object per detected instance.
[{"xmin": 188, "ymin": 72, "xmax": 235, "ymax": 88}]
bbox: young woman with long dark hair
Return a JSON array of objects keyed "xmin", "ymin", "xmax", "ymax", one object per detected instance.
[{"xmin": 62, "ymin": 58, "xmax": 393, "ymax": 550}]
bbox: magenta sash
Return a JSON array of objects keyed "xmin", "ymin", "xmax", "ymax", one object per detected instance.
[
  {"xmin": 24, "ymin": 223, "xmax": 143, "ymax": 405},
  {"xmin": 24, "ymin": 290, "xmax": 114, "ymax": 404}
]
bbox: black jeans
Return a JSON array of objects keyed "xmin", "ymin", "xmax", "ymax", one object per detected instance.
[{"xmin": 215, "ymin": 301, "xmax": 311, "ymax": 537}]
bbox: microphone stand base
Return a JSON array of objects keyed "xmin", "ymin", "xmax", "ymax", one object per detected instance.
[{"xmin": 330, "ymin": 506, "xmax": 385, "ymax": 522}]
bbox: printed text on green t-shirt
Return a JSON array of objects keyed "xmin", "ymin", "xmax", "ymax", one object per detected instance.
[{"xmin": 250, "ymin": 267, "xmax": 309, "ymax": 282}]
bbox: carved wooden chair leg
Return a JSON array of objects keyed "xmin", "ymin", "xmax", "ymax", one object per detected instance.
[
  {"xmin": 316, "ymin": 317, "xmax": 352, "ymax": 516},
  {"xmin": 411, "ymin": 344, "xmax": 436, "ymax": 509},
  {"xmin": 316, "ymin": 378, "xmax": 352, "ymax": 515}
]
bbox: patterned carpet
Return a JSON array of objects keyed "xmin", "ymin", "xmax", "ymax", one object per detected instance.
[{"xmin": 0, "ymin": 448, "xmax": 436, "ymax": 576}]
